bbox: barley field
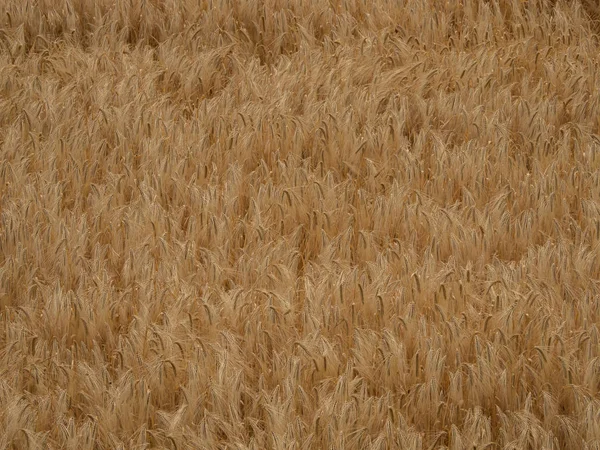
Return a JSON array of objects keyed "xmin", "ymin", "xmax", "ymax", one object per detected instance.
[{"xmin": 1, "ymin": 0, "xmax": 600, "ymax": 448}]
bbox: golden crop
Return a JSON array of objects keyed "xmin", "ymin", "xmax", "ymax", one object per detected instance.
[{"xmin": 1, "ymin": 0, "xmax": 600, "ymax": 448}]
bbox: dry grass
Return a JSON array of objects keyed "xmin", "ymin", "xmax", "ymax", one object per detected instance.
[{"xmin": 1, "ymin": 0, "xmax": 600, "ymax": 448}]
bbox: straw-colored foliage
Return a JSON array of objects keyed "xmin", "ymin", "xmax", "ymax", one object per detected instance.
[{"xmin": 1, "ymin": 0, "xmax": 600, "ymax": 448}]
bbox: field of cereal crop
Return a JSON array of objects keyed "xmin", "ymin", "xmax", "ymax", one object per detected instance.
[{"xmin": 1, "ymin": 1, "xmax": 600, "ymax": 448}]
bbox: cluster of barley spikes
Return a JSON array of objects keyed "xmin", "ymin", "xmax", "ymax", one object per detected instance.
[{"xmin": 1, "ymin": 0, "xmax": 600, "ymax": 448}]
